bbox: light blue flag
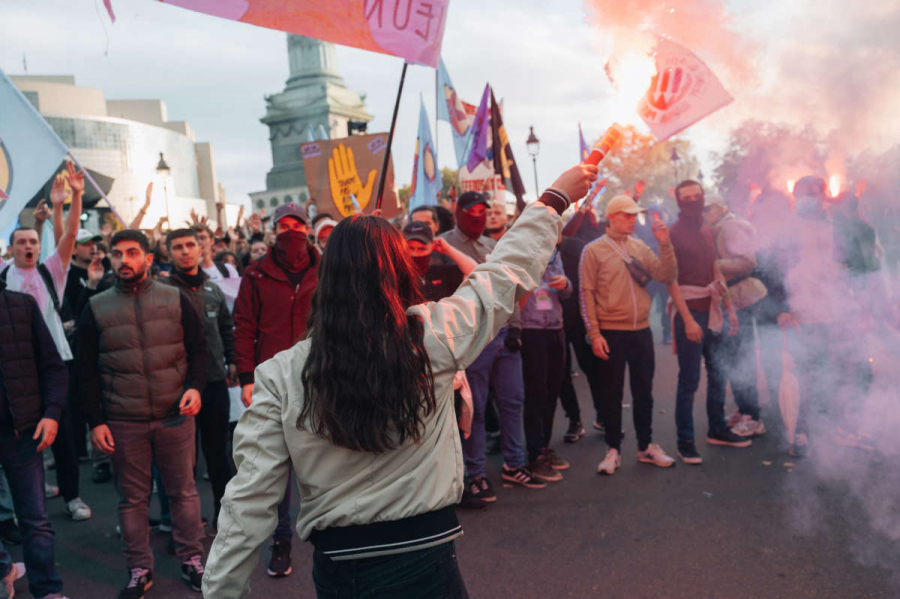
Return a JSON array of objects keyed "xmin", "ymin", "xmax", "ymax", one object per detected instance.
[
  {"xmin": 409, "ymin": 96, "xmax": 441, "ymax": 212},
  {"xmin": 306, "ymin": 125, "xmax": 317, "ymax": 142},
  {"xmin": 317, "ymin": 124, "xmax": 330, "ymax": 141},
  {"xmin": 436, "ymin": 58, "xmax": 473, "ymax": 168},
  {"xmin": 0, "ymin": 70, "xmax": 69, "ymax": 232}
]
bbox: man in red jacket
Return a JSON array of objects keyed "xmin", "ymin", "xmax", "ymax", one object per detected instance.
[{"xmin": 233, "ymin": 202, "xmax": 318, "ymax": 580}]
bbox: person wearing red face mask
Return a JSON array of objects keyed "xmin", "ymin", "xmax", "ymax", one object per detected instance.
[
  {"xmin": 233, "ymin": 202, "xmax": 319, "ymax": 579},
  {"xmin": 403, "ymin": 221, "xmax": 476, "ymax": 302}
]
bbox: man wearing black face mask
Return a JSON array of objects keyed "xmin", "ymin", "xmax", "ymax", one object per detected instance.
[
  {"xmin": 439, "ymin": 192, "xmax": 546, "ymax": 501},
  {"xmin": 403, "ymin": 221, "xmax": 476, "ymax": 302},
  {"xmin": 233, "ymin": 202, "xmax": 318, "ymax": 579}
]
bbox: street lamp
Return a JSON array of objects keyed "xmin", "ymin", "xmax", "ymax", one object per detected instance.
[
  {"xmin": 697, "ymin": 169, "xmax": 704, "ymax": 184},
  {"xmin": 670, "ymin": 147, "xmax": 681, "ymax": 185},
  {"xmin": 526, "ymin": 126, "xmax": 540, "ymax": 199},
  {"xmin": 156, "ymin": 152, "xmax": 171, "ymax": 225}
]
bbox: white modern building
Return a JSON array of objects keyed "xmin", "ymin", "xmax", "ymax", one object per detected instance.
[{"xmin": 10, "ymin": 75, "xmax": 240, "ymax": 228}]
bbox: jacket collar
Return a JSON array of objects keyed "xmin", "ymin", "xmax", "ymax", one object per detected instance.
[
  {"xmin": 169, "ymin": 268, "xmax": 209, "ymax": 289},
  {"xmin": 116, "ymin": 275, "xmax": 153, "ymax": 295},
  {"xmin": 257, "ymin": 246, "xmax": 318, "ymax": 282}
]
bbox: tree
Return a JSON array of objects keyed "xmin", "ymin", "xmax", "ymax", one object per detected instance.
[
  {"xmin": 398, "ymin": 184, "xmax": 411, "ymax": 212},
  {"xmin": 596, "ymin": 125, "xmax": 700, "ymax": 216},
  {"xmin": 440, "ymin": 167, "xmax": 458, "ymax": 201},
  {"xmin": 711, "ymin": 120, "xmax": 826, "ymax": 215}
]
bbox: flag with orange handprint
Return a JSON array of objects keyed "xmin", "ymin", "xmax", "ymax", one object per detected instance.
[{"xmin": 301, "ymin": 133, "xmax": 398, "ymax": 220}]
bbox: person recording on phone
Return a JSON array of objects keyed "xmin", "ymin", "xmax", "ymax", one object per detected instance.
[
  {"xmin": 203, "ymin": 163, "xmax": 597, "ymax": 598},
  {"xmin": 579, "ymin": 196, "xmax": 678, "ymax": 475}
]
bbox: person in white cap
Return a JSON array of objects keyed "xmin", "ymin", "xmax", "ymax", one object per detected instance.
[
  {"xmin": 579, "ymin": 195, "xmax": 678, "ymax": 475},
  {"xmin": 313, "ymin": 218, "xmax": 337, "ymax": 253}
]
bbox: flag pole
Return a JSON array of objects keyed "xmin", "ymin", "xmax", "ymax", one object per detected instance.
[
  {"xmin": 434, "ymin": 65, "xmax": 439, "ymax": 183},
  {"xmin": 68, "ymin": 153, "xmax": 126, "ymax": 227},
  {"xmin": 375, "ymin": 61, "xmax": 408, "ymax": 211}
]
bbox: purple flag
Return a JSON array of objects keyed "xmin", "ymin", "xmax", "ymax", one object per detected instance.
[{"xmin": 465, "ymin": 84, "xmax": 491, "ymax": 173}]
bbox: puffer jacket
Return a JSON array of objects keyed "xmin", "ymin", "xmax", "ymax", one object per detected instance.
[
  {"xmin": 233, "ymin": 245, "xmax": 318, "ymax": 386},
  {"xmin": 203, "ymin": 202, "xmax": 563, "ymax": 598},
  {"xmin": 0, "ymin": 282, "xmax": 67, "ymax": 433}
]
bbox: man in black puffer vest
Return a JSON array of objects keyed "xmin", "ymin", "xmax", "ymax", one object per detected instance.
[
  {"xmin": 76, "ymin": 230, "xmax": 208, "ymax": 598},
  {"xmin": 0, "ymin": 280, "xmax": 68, "ymax": 597}
]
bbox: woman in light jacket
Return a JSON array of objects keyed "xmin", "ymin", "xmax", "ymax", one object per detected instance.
[{"xmin": 202, "ymin": 164, "xmax": 597, "ymax": 598}]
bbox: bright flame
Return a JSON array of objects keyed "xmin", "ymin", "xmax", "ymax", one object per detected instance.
[
  {"xmin": 829, "ymin": 174, "xmax": 841, "ymax": 198},
  {"xmin": 606, "ymin": 49, "xmax": 657, "ymax": 126},
  {"xmin": 786, "ymin": 179, "xmax": 795, "ymax": 195}
]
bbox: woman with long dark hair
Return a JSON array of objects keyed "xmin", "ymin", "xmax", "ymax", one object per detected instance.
[{"xmin": 202, "ymin": 164, "xmax": 597, "ymax": 597}]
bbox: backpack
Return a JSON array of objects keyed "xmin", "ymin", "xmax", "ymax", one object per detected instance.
[{"xmin": 214, "ymin": 262, "xmax": 231, "ymax": 278}]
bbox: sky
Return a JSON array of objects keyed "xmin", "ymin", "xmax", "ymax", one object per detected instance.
[{"xmin": 2, "ymin": 0, "xmax": 898, "ymax": 210}]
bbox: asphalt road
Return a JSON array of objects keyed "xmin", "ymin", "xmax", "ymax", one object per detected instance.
[{"xmin": 9, "ymin": 337, "xmax": 899, "ymax": 598}]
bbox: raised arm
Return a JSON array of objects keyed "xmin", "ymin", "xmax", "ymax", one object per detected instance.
[
  {"xmin": 432, "ymin": 237, "xmax": 477, "ymax": 276},
  {"xmin": 54, "ymin": 162, "xmax": 84, "ymax": 271},
  {"xmin": 412, "ymin": 164, "xmax": 596, "ymax": 373},
  {"xmin": 129, "ymin": 183, "xmax": 153, "ymax": 230}
]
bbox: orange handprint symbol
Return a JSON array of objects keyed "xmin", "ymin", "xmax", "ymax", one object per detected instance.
[{"xmin": 328, "ymin": 143, "xmax": 377, "ymax": 217}]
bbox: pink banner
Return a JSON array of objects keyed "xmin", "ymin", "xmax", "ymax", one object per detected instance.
[{"xmin": 159, "ymin": 0, "xmax": 450, "ymax": 67}]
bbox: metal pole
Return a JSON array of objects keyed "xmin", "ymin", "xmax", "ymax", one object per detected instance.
[
  {"xmin": 375, "ymin": 61, "xmax": 408, "ymax": 211},
  {"xmin": 531, "ymin": 155, "xmax": 539, "ymax": 199}
]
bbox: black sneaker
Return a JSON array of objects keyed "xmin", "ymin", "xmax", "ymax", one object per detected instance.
[
  {"xmin": 469, "ymin": 476, "xmax": 496, "ymax": 503},
  {"xmin": 707, "ymin": 430, "xmax": 752, "ymax": 448},
  {"xmin": 181, "ymin": 555, "xmax": 204, "ymax": 592},
  {"xmin": 564, "ymin": 420, "xmax": 585, "ymax": 443},
  {"xmin": 527, "ymin": 457, "xmax": 562, "ymax": 483},
  {"xmin": 457, "ymin": 489, "xmax": 487, "ymax": 510},
  {"xmin": 118, "ymin": 568, "xmax": 153, "ymax": 599},
  {"xmin": 677, "ymin": 441, "xmax": 703, "ymax": 465},
  {"xmin": 267, "ymin": 540, "xmax": 292, "ymax": 577},
  {"xmin": 501, "ymin": 465, "xmax": 547, "ymax": 489},
  {"xmin": 92, "ymin": 462, "xmax": 112, "ymax": 484},
  {"xmin": 0, "ymin": 519, "xmax": 22, "ymax": 546}
]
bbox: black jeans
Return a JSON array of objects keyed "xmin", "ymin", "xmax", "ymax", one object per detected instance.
[
  {"xmin": 313, "ymin": 541, "xmax": 468, "ymax": 599},
  {"xmin": 196, "ymin": 380, "xmax": 234, "ymax": 523},
  {"xmin": 521, "ymin": 329, "xmax": 566, "ymax": 462},
  {"xmin": 50, "ymin": 361, "xmax": 81, "ymax": 503},
  {"xmin": 559, "ymin": 320, "xmax": 604, "ymax": 424},
  {"xmin": 593, "ymin": 328, "xmax": 655, "ymax": 451}
]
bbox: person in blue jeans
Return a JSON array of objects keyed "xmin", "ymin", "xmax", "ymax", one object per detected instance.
[
  {"xmin": 667, "ymin": 180, "xmax": 749, "ymax": 465},
  {"xmin": 440, "ymin": 192, "xmax": 547, "ymax": 502},
  {"xmin": 0, "ymin": 280, "xmax": 70, "ymax": 598}
]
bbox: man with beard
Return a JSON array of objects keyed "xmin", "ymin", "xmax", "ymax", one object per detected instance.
[
  {"xmin": 667, "ymin": 181, "xmax": 748, "ymax": 466},
  {"xmin": 484, "ymin": 200, "xmax": 509, "ymax": 242},
  {"xmin": 233, "ymin": 202, "xmax": 318, "ymax": 578},
  {"xmin": 439, "ymin": 192, "xmax": 545, "ymax": 501},
  {"xmin": 165, "ymin": 229, "xmax": 236, "ymax": 530},
  {"xmin": 77, "ymin": 229, "xmax": 207, "ymax": 597}
]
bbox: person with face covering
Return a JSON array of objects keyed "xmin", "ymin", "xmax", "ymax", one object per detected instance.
[
  {"xmin": 403, "ymin": 221, "xmax": 477, "ymax": 302},
  {"xmin": 667, "ymin": 180, "xmax": 748, "ymax": 466},
  {"xmin": 232, "ymin": 202, "xmax": 319, "ymax": 579},
  {"xmin": 439, "ymin": 193, "xmax": 543, "ymax": 502}
]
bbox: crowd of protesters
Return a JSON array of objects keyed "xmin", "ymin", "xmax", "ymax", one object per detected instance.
[{"xmin": 0, "ymin": 155, "xmax": 885, "ymax": 597}]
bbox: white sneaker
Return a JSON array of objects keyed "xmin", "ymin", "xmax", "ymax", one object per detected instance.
[
  {"xmin": 66, "ymin": 497, "xmax": 92, "ymax": 521},
  {"xmin": 597, "ymin": 448, "xmax": 621, "ymax": 475},
  {"xmin": 731, "ymin": 415, "xmax": 766, "ymax": 438},
  {"xmin": 637, "ymin": 443, "xmax": 676, "ymax": 468},
  {"xmin": 44, "ymin": 483, "xmax": 59, "ymax": 499}
]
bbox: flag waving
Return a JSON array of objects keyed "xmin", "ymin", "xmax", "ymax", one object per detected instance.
[
  {"xmin": 0, "ymin": 70, "xmax": 69, "ymax": 231},
  {"xmin": 465, "ymin": 84, "xmax": 491, "ymax": 173},
  {"xmin": 490, "ymin": 89, "xmax": 526, "ymax": 212},
  {"xmin": 437, "ymin": 59, "xmax": 475, "ymax": 167},
  {"xmin": 158, "ymin": 0, "xmax": 450, "ymax": 68},
  {"xmin": 579, "ymin": 123, "xmax": 590, "ymax": 162},
  {"xmin": 409, "ymin": 97, "xmax": 441, "ymax": 211},
  {"xmin": 637, "ymin": 38, "xmax": 733, "ymax": 141}
]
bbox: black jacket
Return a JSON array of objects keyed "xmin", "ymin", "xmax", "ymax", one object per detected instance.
[
  {"xmin": 0, "ymin": 281, "xmax": 68, "ymax": 434},
  {"xmin": 165, "ymin": 270, "xmax": 235, "ymax": 384}
]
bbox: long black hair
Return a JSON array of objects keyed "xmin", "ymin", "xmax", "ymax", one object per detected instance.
[{"xmin": 299, "ymin": 215, "xmax": 436, "ymax": 453}]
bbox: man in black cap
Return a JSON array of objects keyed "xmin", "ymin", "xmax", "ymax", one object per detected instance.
[
  {"xmin": 403, "ymin": 221, "xmax": 476, "ymax": 302},
  {"xmin": 233, "ymin": 201, "xmax": 318, "ymax": 579},
  {"xmin": 439, "ymin": 192, "xmax": 545, "ymax": 502}
]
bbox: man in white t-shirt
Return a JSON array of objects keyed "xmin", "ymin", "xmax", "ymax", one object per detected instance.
[
  {"xmin": 191, "ymin": 224, "xmax": 240, "ymax": 313},
  {"xmin": 2, "ymin": 162, "xmax": 93, "ymax": 522}
]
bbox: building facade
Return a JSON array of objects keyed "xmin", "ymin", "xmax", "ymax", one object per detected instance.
[
  {"xmin": 11, "ymin": 75, "xmax": 239, "ymax": 228},
  {"xmin": 249, "ymin": 35, "xmax": 372, "ymax": 213}
]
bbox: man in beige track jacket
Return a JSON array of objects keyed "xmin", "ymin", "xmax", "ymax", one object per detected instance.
[{"xmin": 579, "ymin": 195, "xmax": 678, "ymax": 475}]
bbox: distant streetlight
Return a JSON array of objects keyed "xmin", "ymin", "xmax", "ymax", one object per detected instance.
[
  {"xmin": 156, "ymin": 152, "xmax": 171, "ymax": 225},
  {"xmin": 526, "ymin": 126, "xmax": 540, "ymax": 199},
  {"xmin": 670, "ymin": 147, "xmax": 681, "ymax": 185},
  {"xmin": 697, "ymin": 169, "xmax": 704, "ymax": 183}
]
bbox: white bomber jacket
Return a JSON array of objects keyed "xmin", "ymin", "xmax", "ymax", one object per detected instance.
[{"xmin": 203, "ymin": 201, "xmax": 564, "ymax": 597}]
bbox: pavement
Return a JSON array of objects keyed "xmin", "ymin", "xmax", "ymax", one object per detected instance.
[{"xmin": 8, "ymin": 336, "xmax": 899, "ymax": 598}]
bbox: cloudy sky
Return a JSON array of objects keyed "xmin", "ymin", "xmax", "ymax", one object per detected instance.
[{"xmin": 2, "ymin": 0, "xmax": 898, "ymax": 208}]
